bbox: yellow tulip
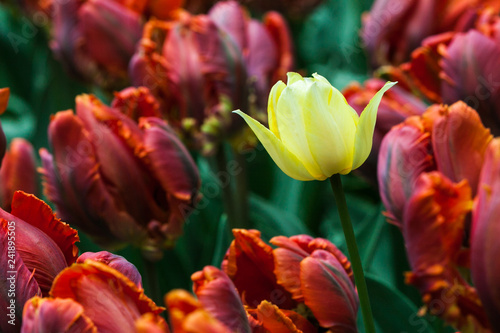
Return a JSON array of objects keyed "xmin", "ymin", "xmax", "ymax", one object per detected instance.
[{"xmin": 234, "ymin": 72, "xmax": 396, "ymax": 181}]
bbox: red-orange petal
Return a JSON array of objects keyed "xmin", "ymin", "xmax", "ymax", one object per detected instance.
[
  {"xmin": 21, "ymin": 297, "xmax": 97, "ymax": 333},
  {"xmin": 300, "ymin": 250, "xmax": 358, "ymax": 331},
  {"xmin": 0, "ymin": 87, "xmax": 9, "ymax": 114},
  {"xmin": 222, "ymin": 229, "xmax": 294, "ymax": 309},
  {"xmin": 165, "ymin": 289, "xmax": 232, "ymax": 333},
  {"xmin": 10, "ymin": 191, "xmax": 79, "ymax": 266},
  {"xmin": 50, "ymin": 260, "xmax": 164, "ymax": 333},
  {"xmin": 432, "ymin": 101, "xmax": 493, "ymax": 194}
]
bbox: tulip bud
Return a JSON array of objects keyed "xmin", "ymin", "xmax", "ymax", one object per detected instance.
[
  {"xmin": 235, "ymin": 72, "xmax": 396, "ymax": 180},
  {"xmin": 0, "ymin": 138, "xmax": 38, "ymax": 211},
  {"xmin": 471, "ymin": 138, "xmax": 500, "ymax": 332},
  {"xmin": 39, "ymin": 91, "xmax": 200, "ymax": 260}
]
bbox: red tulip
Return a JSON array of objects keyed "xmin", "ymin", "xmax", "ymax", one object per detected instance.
[
  {"xmin": 471, "ymin": 138, "xmax": 500, "ymax": 332},
  {"xmin": 0, "ymin": 138, "xmax": 38, "ymax": 211},
  {"xmin": 39, "ymin": 91, "xmax": 200, "ymax": 260},
  {"xmin": 22, "ymin": 260, "xmax": 167, "ymax": 333},
  {"xmin": 0, "ymin": 191, "xmax": 79, "ymax": 332},
  {"xmin": 361, "ymin": 0, "xmax": 500, "ymax": 67},
  {"xmin": 222, "ymin": 229, "xmax": 358, "ymax": 332}
]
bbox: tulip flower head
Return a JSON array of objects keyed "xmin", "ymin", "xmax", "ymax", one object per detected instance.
[{"xmin": 234, "ymin": 72, "xmax": 396, "ymax": 180}]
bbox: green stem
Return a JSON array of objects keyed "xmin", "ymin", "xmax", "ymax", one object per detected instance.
[
  {"xmin": 214, "ymin": 146, "xmax": 239, "ymax": 231},
  {"xmin": 329, "ymin": 174, "xmax": 376, "ymax": 333},
  {"xmin": 142, "ymin": 255, "xmax": 162, "ymax": 307},
  {"xmin": 232, "ymin": 148, "xmax": 249, "ymax": 229}
]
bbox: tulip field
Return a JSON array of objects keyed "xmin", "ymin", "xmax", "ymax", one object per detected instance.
[{"xmin": 1, "ymin": 0, "xmax": 499, "ymax": 332}]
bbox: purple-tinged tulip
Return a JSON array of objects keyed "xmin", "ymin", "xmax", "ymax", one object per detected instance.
[
  {"xmin": 343, "ymin": 78, "xmax": 427, "ymax": 182},
  {"xmin": 0, "ymin": 138, "xmax": 38, "ymax": 211},
  {"xmin": 22, "ymin": 260, "xmax": 167, "ymax": 333},
  {"xmin": 472, "ymin": 138, "xmax": 500, "ymax": 332},
  {"xmin": 77, "ymin": 251, "xmax": 142, "ymax": 288},
  {"xmin": 39, "ymin": 92, "xmax": 200, "ymax": 260},
  {"xmin": 378, "ymin": 116, "xmax": 434, "ymax": 225},
  {"xmin": 361, "ymin": 0, "xmax": 500, "ymax": 68},
  {"xmin": 111, "ymin": 86, "xmax": 162, "ymax": 121}
]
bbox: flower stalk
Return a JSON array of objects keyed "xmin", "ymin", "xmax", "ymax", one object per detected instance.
[{"xmin": 330, "ymin": 174, "xmax": 376, "ymax": 333}]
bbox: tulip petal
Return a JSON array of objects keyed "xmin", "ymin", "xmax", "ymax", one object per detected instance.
[
  {"xmin": 135, "ymin": 313, "xmax": 170, "ymax": 333},
  {"xmin": 267, "ymin": 80, "xmax": 286, "ymax": 138},
  {"xmin": 251, "ymin": 301, "xmax": 304, "ymax": 333},
  {"xmin": 303, "ymin": 79, "xmax": 358, "ymax": 176},
  {"xmin": 208, "ymin": 1, "xmax": 247, "ymax": 52},
  {"xmin": 222, "ymin": 229, "xmax": 294, "ymax": 309},
  {"xmin": 377, "ymin": 118, "xmax": 434, "ymax": 225},
  {"xmin": 10, "ymin": 191, "xmax": 79, "ymax": 266},
  {"xmin": 50, "ymin": 261, "xmax": 163, "ymax": 333},
  {"xmin": 21, "ymin": 297, "xmax": 97, "ymax": 333},
  {"xmin": 166, "ymin": 289, "xmax": 232, "ymax": 333},
  {"xmin": 300, "ymin": 250, "xmax": 358, "ymax": 331},
  {"xmin": 233, "ymin": 110, "xmax": 314, "ymax": 181},
  {"xmin": 352, "ymin": 81, "xmax": 397, "ymax": 170},
  {"xmin": 472, "ymin": 138, "xmax": 500, "ymax": 332},
  {"xmin": 77, "ymin": 251, "xmax": 142, "ymax": 288},
  {"xmin": 0, "ymin": 219, "xmax": 41, "ymax": 333},
  {"xmin": 432, "ymin": 101, "xmax": 492, "ymax": 194},
  {"xmin": 0, "ymin": 139, "xmax": 38, "ymax": 211},
  {"xmin": 192, "ymin": 266, "xmax": 250, "ymax": 333},
  {"xmin": 274, "ymin": 75, "xmax": 325, "ymax": 178}
]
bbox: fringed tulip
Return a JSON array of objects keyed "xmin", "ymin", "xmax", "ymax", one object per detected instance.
[
  {"xmin": 0, "ymin": 138, "xmax": 38, "ymax": 211},
  {"xmin": 130, "ymin": 1, "xmax": 294, "ymax": 154},
  {"xmin": 0, "ymin": 191, "xmax": 79, "ymax": 332},
  {"xmin": 343, "ymin": 78, "xmax": 427, "ymax": 182},
  {"xmin": 235, "ymin": 72, "xmax": 396, "ymax": 180},
  {"xmin": 222, "ymin": 229, "xmax": 358, "ymax": 332},
  {"xmin": 403, "ymin": 172, "xmax": 490, "ymax": 330},
  {"xmin": 39, "ymin": 91, "xmax": 200, "ymax": 260},
  {"xmin": 472, "ymin": 138, "xmax": 500, "ymax": 332},
  {"xmin": 22, "ymin": 260, "xmax": 167, "ymax": 333},
  {"xmin": 361, "ymin": 0, "xmax": 500, "ymax": 67}
]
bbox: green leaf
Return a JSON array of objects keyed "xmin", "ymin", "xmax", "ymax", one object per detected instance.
[
  {"xmin": 249, "ymin": 193, "xmax": 310, "ymax": 241},
  {"xmin": 359, "ymin": 274, "xmax": 435, "ymax": 333}
]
